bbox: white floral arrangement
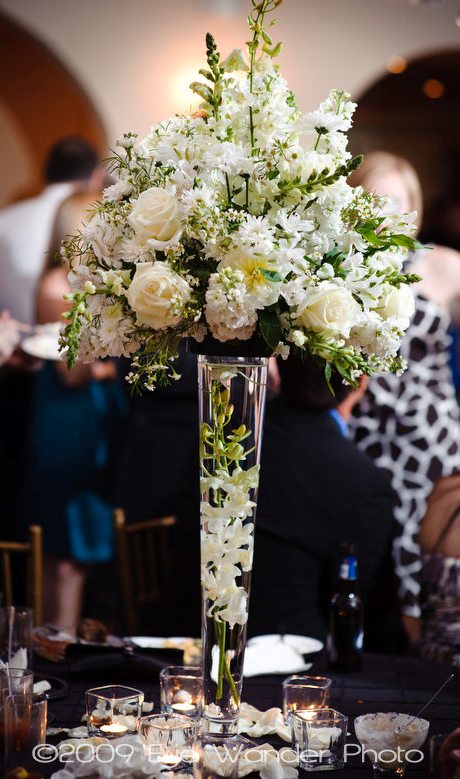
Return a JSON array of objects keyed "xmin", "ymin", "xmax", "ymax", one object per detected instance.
[{"xmin": 61, "ymin": 0, "xmax": 418, "ymax": 391}]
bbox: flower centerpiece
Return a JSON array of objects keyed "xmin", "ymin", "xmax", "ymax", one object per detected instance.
[{"xmin": 61, "ymin": 0, "xmax": 418, "ymax": 734}]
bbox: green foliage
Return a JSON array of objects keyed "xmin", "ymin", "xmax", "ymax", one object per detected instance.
[{"xmin": 259, "ymin": 308, "xmax": 282, "ymax": 349}]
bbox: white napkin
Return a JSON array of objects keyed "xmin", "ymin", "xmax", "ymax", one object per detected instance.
[
  {"xmin": 243, "ymin": 643, "xmax": 311, "ymax": 677},
  {"xmin": 239, "ymin": 703, "xmax": 291, "ymax": 742},
  {"xmin": 34, "ymin": 680, "xmax": 52, "ymax": 696}
]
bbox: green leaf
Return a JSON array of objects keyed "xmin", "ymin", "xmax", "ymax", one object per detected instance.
[
  {"xmin": 259, "ymin": 309, "xmax": 282, "ymax": 350},
  {"xmin": 267, "ymin": 169, "xmax": 280, "ymax": 180},
  {"xmin": 389, "ymin": 234, "xmax": 422, "ymax": 250},
  {"xmin": 260, "ymin": 268, "xmax": 283, "ymax": 282}
]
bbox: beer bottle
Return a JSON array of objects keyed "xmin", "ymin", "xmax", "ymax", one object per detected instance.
[{"xmin": 327, "ymin": 543, "xmax": 363, "ymax": 671}]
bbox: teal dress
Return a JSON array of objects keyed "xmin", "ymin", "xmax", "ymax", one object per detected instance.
[{"xmin": 26, "ymin": 362, "xmax": 127, "ymax": 561}]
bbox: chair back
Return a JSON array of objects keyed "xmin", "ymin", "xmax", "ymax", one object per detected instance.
[
  {"xmin": 0, "ymin": 525, "xmax": 43, "ymax": 624},
  {"xmin": 113, "ymin": 509, "xmax": 176, "ymax": 634}
]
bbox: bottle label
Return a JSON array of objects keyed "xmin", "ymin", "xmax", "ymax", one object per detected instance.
[{"xmin": 339, "ymin": 556, "xmax": 358, "ymax": 580}]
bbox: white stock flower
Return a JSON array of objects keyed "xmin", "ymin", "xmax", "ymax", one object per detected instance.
[
  {"xmin": 295, "ymin": 282, "xmax": 361, "ymax": 337},
  {"xmin": 205, "ymin": 268, "xmax": 258, "ymax": 342},
  {"xmin": 98, "ymin": 302, "xmax": 138, "ymax": 357},
  {"xmin": 126, "ymin": 262, "xmax": 191, "ymax": 329},
  {"xmin": 128, "ymin": 186, "xmax": 182, "ymax": 250}
]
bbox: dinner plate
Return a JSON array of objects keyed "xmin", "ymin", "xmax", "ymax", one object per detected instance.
[
  {"xmin": 246, "ymin": 634, "xmax": 323, "ymax": 655},
  {"xmin": 129, "ymin": 636, "xmax": 194, "ymax": 649},
  {"xmin": 21, "ymin": 324, "xmax": 62, "ymax": 361}
]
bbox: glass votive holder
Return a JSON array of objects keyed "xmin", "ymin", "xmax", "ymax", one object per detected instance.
[
  {"xmin": 193, "ymin": 734, "xmax": 241, "ymax": 779},
  {"xmin": 4, "ymin": 693, "xmax": 47, "ymax": 774},
  {"xmin": 0, "ymin": 668, "xmax": 34, "ymax": 704},
  {"xmin": 282, "ymin": 675, "xmax": 332, "ymax": 723},
  {"xmin": 0, "ymin": 606, "xmax": 34, "ymax": 669},
  {"xmin": 139, "ymin": 713, "xmax": 199, "ymax": 767},
  {"xmin": 86, "ymin": 685, "xmax": 144, "ymax": 738},
  {"xmin": 160, "ymin": 665, "xmax": 203, "ymax": 719},
  {"xmin": 292, "ymin": 708, "xmax": 348, "ymax": 771}
]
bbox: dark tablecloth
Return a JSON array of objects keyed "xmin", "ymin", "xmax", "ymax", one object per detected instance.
[{"xmin": 36, "ymin": 651, "xmax": 459, "ymax": 777}]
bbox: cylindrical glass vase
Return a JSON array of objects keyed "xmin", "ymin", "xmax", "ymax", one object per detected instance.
[{"xmin": 198, "ymin": 354, "xmax": 268, "ymax": 734}]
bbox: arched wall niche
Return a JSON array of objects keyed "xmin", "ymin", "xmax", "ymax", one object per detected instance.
[
  {"xmin": 349, "ymin": 48, "xmax": 460, "ymax": 245},
  {"xmin": 0, "ymin": 12, "xmax": 107, "ymax": 207}
]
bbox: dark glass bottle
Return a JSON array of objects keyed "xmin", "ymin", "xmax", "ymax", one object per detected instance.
[{"xmin": 327, "ymin": 543, "xmax": 363, "ymax": 671}]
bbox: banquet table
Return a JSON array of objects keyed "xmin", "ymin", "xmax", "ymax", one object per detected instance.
[{"xmin": 35, "ymin": 651, "xmax": 459, "ymax": 777}]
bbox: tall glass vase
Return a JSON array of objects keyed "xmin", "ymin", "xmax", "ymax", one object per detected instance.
[{"xmin": 198, "ymin": 354, "xmax": 268, "ymax": 735}]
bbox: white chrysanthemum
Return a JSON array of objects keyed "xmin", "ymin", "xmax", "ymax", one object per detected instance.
[
  {"xmin": 81, "ymin": 214, "xmax": 123, "ymax": 267},
  {"xmin": 103, "ymin": 180, "xmax": 133, "ymax": 203}
]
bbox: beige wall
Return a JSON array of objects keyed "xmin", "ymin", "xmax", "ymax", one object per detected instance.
[{"xmin": 0, "ymin": 0, "xmax": 459, "ymax": 145}]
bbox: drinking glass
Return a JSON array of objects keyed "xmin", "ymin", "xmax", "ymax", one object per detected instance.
[
  {"xmin": 282, "ymin": 675, "xmax": 332, "ymax": 723},
  {"xmin": 139, "ymin": 713, "xmax": 199, "ymax": 767},
  {"xmin": 355, "ymin": 712, "xmax": 429, "ymax": 777},
  {"xmin": 160, "ymin": 666, "xmax": 203, "ymax": 719},
  {"xmin": 86, "ymin": 685, "xmax": 144, "ymax": 737},
  {"xmin": 4, "ymin": 693, "xmax": 47, "ymax": 774},
  {"xmin": 292, "ymin": 708, "xmax": 348, "ymax": 771},
  {"xmin": 0, "ymin": 607, "xmax": 34, "ymax": 669}
]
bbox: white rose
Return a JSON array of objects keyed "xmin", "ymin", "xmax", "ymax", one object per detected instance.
[
  {"xmin": 380, "ymin": 285, "xmax": 415, "ymax": 321},
  {"xmin": 127, "ymin": 187, "xmax": 182, "ymax": 250},
  {"xmin": 126, "ymin": 262, "xmax": 191, "ymax": 330},
  {"xmin": 295, "ymin": 283, "xmax": 361, "ymax": 337}
]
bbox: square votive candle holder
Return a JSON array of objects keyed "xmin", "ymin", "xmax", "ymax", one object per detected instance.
[
  {"xmin": 292, "ymin": 708, "xmax": 348, "ymax": 771},
  {"xmin": 86, "ymin": 685, "xmax": 144, "ymax": 738},
  {"xmin": 283, "ymin": 675, "xmax": 332, "ymax": 723},
  {"xmin": 140, "ymin": 713, "xmax": 199, "ymax": 767},
  {"xmin": 160, "ymin": 665, "xmax": 203, "ymax": 719}
]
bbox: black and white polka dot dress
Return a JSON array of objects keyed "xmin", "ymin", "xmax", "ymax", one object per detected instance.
[{"xmin": 350, "ymin": 292, "xmax": 460, "ymax": 618}]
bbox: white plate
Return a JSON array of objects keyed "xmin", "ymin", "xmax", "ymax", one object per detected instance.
[
  {"xmin": 247, "ymin": 634, "xmax": 323, "ymax": 655},
  {"xmin": 129, "ymin": 636, "xmax": 194, "ymax": 649},
  {"xmin": 21, "ymin": 324, "xmax": 62, "ymax": 361}
]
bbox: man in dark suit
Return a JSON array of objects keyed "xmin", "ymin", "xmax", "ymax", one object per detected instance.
[{"xmin": 249, "ymin": 356, "xmax": 399, "ymax": 648}]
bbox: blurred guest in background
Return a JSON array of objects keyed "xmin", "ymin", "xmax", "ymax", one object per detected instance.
[
  {"xmin": 418, "ymin": 473, "xmax": 460, "ymax": 666},
  {"xmin": 0, "ymin": 137, "xmax": 100, "ymax": 325},
  {"xmin": 0, "ymin": 137, "xmax": 101, "ymax": 535},
  {"xmin": 349, "ymin": 152, "xmax": 460, "ymax": 645},
  {"xmin": 25, "ymin": 190, "xmax": 127, "ymax": 631},
  {"xmin": 0, "ymin": 311, "xmax": 26, "ymax": 368},
  {"xmin": 249, "ymin": 355, "xmax": 399, "ymax": 649}
]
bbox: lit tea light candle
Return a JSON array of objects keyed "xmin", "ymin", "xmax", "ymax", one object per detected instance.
[
  {"xmin": 298, "ymin": 707, "xmax": 321, "ymax": 721},
  {"xmin": 171, "ymin": 702, "xmax": 196, "ymax": 713},
  {"xmin": 100, "ymin": 722, "xmax": 129, "ymax": 735},
  {"xmin": 171, "ymin": 689, "xmax": 195, "ymax": 713},
  {"xmin": 160, "ymin": 752, "xmax": 180, "ymax": 766}
]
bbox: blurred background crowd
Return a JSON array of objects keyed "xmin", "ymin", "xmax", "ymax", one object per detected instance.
[{"xmin": 0, "ymin": 0, "xmax": 459, "ymax": 665}]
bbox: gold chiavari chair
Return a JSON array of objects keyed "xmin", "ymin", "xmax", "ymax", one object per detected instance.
[
  {"xmin": 113, "ymin": 509, "xmax": 176, "ymax": 635},
  {"xmin": 0, "ymin": 525, "xmax": 43, "ymax": 625}
]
